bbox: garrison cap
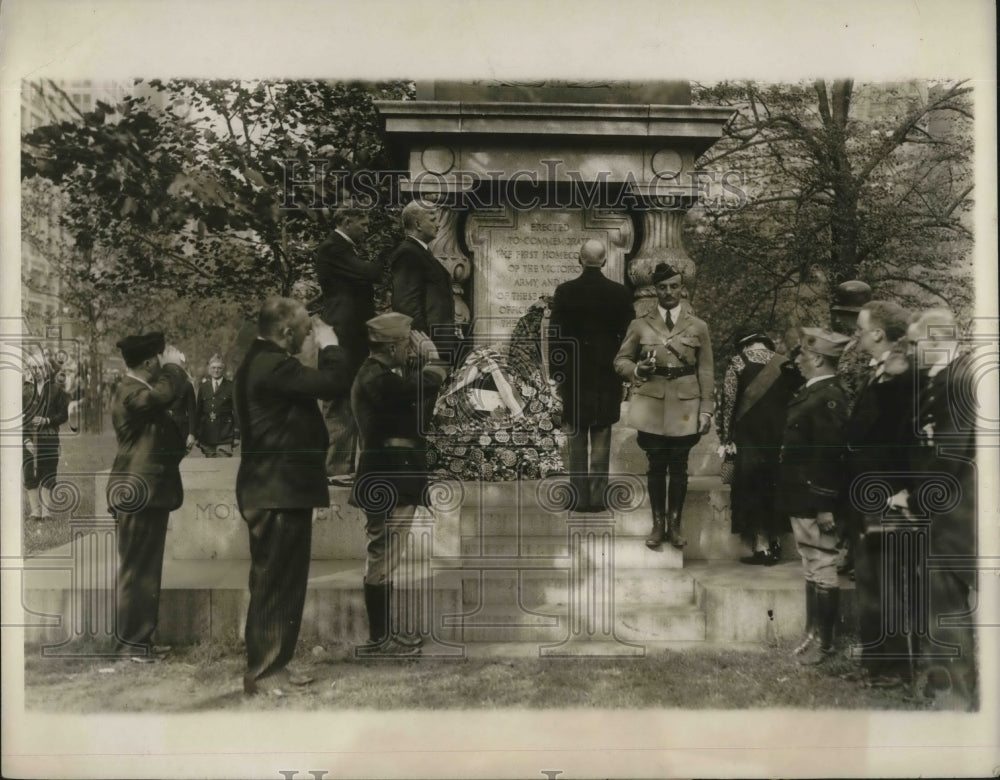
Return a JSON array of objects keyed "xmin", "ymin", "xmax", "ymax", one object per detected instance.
[
  {"xmin": 116, "ymin": 332, "xmax": 165, "ymax": 366},
  {"xmin": 366, "ymin": 312, "xmax": 413, "ymax": 342},
  {"xmin": 651, "ymin": 262, "xmax": 683, "ymax": 284},
  {"xmin": 831, "ymin": 280, "xmax": 873, "ymax": 313},
  {"xmin": 799, "ymin": 327, "xmax": 851, "ymax": 358}
]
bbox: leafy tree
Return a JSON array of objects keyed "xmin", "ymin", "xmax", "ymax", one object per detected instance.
[{"xmin": 686, "ymin": 79, "xmax": 974, "ymax": 365}]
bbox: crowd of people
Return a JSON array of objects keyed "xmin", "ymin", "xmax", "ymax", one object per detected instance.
[{"xmin": 30, "ymin": 200, "xmax": 979, "ymax": 709}]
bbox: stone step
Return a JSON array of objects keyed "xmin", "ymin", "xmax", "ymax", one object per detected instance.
[
  {"xmin": 458, "ymin": 534, "xmax": 684, "ymax": 568},
  {"xmin": 614, "ymin": 604, "xmax": 707, "ymax": 642},
  {"xmin": 439, "ymin": 602, "xmax": 706, "ymax": 643},
  {"xmin": 459, "ymin": 568, "xmax": 697, "ymax": 608}
]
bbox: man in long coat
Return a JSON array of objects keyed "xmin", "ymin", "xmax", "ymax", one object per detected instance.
[
  {"xmin": 390, "ymin": 200, "xmax": 457, "ymax": 364},
  {"xmin": 549, "ymin": 239, "xmax": 634, "ymax": 512},
  {"xmin": 22, "ymin": 355, "xmax": 70, "ymax": 521},
  {"xmin": 107, "ymin": 333, "xmax": 188, "ymax": 661},
  {"xmin": 315, "ymin": 203, "xmax": 375, "ymax": 484},
  {"xmin": 234, "ymin": 297, "xmax": 351, "ymax": 695},
  {"xmin": 614, "ymin": 263, "xmax": 714, "ymax": 549}
]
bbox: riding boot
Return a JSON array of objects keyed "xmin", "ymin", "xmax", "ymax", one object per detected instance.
[
  {"xmin": 792, "ymin": 580, "xmax": 818, "ymax": 655},
  {"xmin": 645, "ymin": 474, "xmax": 667, "ymax": 549},
  {"xmin": 361, "ymin": 582, "xmax": 388, "ymax": 645},
  {"xmin": 799, "ymin": 586, "xmax": 839, "ymax": 665},
  {"xmin": 665, "ymin": 473, "xmax": 688, "ymax": 548}
]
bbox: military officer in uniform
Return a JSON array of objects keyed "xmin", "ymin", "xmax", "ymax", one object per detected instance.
[
  {"xmin": 351, "ymin": 312, "xmax": 448, "ymax": 655},
  {"xmin": 196, "ymin": 354, "xmax": 238, "ymax": 457},
  {"xmin": 779, "ymin": 327, "xmax": 850, "ymax": 665},
  {"xmin": 614, "ymin": 262, "xmax": 714, "ymax": 549}
]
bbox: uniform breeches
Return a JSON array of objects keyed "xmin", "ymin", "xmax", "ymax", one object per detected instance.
[
  {"xmin": 637, "ymin": 432, "xmax": 698, "ymax": 513},
  {"xmin": 364, "ymin": 507, "xmax": 417, "ymax": 587},
  {"xmin": 790, "ymin": 516, "xmax": 839, "ymax": 589}
]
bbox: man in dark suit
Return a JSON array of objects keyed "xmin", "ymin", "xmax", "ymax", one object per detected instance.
[
  {"xmin": 549, "ymin": 239, "xmax": 634, "ymax": 512},
  {"xmin": 107, "ymin": 333, "xmax": 188, "ymax": 662},
  {"xmin": 22, "ymin": 354, "xmax": 69, "ymax": 522},
  {"xmin": 890, "ymin": 309, "xmax": 978, "ymax": 709},
  {"xmin": 844, "ymin": 300, "xmax": 918, "ymax": 684},
  {"xmin": 390, "ymin": 200, "xmax": 458, "ymax": 364},
  {"xmin": 614, "ymin": 263, "xmax": 714, "ymax": 549},
  {"xmin": 234, "ymin": 297, "xmax": 350, "ymax": 696},
  {"xmin": 352, "ymin": 312, "xmax": 448, "ymax": 655},
  {"xmin": 778, "ymin": 327, "xmax": 850, "ymax": 666},
  {"xmin": 195, "ymin": 355, "xmax": 237, "ymax": 457},
  {"xmin": 315, "ymin": 203, "xmax": 375, "ymax": 486}
]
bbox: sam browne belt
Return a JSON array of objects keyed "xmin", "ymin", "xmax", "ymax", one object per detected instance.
[{"xmin": 651, "ymin": 365, "xmax": 696, "ymax": 380}]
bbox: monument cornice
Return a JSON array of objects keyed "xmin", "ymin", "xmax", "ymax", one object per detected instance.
[{"xmin": 377, "ymin": 101, "xmax": 735, "ymax": 154}]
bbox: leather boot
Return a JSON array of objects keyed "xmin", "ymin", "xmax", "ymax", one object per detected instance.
[
  {"xmin": 792, "ymin": 581, "xmax": 817, "ymax": 655},
  {"xmin": 799, "ymin": 586, "xmax": 839, "ymax": 665},
  {"xmin": 361, "ymin": 583, "xmax": 388, "ymax": 646},
  {"xmin": 665, "ymin": 473, "xmax": 688, "ymax": 548},
  {"xmin": 645, "ymin": 510, "xmax": 666, "ymax": 549},
  {"xmin": 645, "ymin": 474, "xmax": 667, "ymax": 548},
  {"xmin": 665, "ymin": 510, "xmax": 687, "ymax": 548}
]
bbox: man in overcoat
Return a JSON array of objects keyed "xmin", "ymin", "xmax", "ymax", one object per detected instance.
[
  {"xmin": 614, "ymin": 262, "xmax": 714, "ymax": 549},
  {"xmin": 390, "ymin": 200, "xmax": 458, "ymax": 364},
  {"xmin": 845, "ymin": 300, "xmax": 918, "ymax": 684},
  {"xmin": 549, "ymin": 239, "xmax": 634, "ymax": 512},
  {"xmin": 234, "ymin": 298, "xmax": 350, "ymax": 695},
  {"xmin": 315, "ymin": 203, "xmax": 375, "ymax": 485},
  {"xmin": 778, "ymin": 327, "xmax": 850, "ymax": 665},
  {"xmin": 107, "ymin": 333, "xmax": 188, "ymax": 661},
  {"xmin": 352, "ymin": 312, "xmax": 447, "ymax": 655},
  {"xmin": 196, "ymin": 355, "xmax": 237, "ymax": 457},
  {"xmin": 890, "ymin": 308, "xmax": 978, "ymax": 710}
]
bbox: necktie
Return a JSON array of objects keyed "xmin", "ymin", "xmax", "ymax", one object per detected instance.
[{"xmin": 664, "ymin": 309, "xmax": 674, "ymax": 331}]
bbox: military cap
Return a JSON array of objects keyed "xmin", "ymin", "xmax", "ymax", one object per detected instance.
[
  {"xmin": 799, "ymin": 327, "xmax": 851, "ymax": 358},
  {"xmin": 831, "ymin": 280, "xmax": 872, "ymax": 313},
  {"xmin": 651, "ymin": 262, "xmax": 682, "ymax": 284},
  {"xmin": 366, "ymin": 312, "xmax": 412, "ymax": 342},
  {"xmin": 116, "ymin": 332, "xmax": 165, "ymax": 365}
]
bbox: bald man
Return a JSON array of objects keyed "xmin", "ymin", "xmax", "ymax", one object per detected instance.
[
  {"xmin": 549, "ymin": 239, "xmax": 634, "ymax": 511},
  {"xmin": 389, "ymin": 201, "xmax": 458, "ymax": 364}
]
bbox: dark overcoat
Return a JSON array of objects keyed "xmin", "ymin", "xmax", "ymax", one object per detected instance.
[
  {"xmin": 107, "ymin": 364, "xmax": 188, "ymax": 513},
  {"xmin": 776, "ymin": 375, "xmax": 848, "ymax": 519},
  {"xmin": 166, "ymin": 379, "xmax": 197, "ymax": 440},
  {"xmin": 315, "ymin": 231, "xmax": 380, "ymax": 370},
  {"xmin": 389, "ymin": 237, "xmax": 455, "ymax": 346},
  {"xmin": 234, "ymin": 340, "xmax": 351, "ymax": 510},
  {"xmin": 907, "ymin": 353, "xmax": 978, "ymax": 583},
  {"xmin": 22, "ymin": 379, "xmax": 70, "ymax": 488},
  {"xmin": 548, "ymin": 266, "xmax": 634, "ymax": 428}
]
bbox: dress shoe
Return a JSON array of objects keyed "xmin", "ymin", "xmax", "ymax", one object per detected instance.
[
  {"xmin": 244, "ymin": 667, "xmax": 314, "ymax": 697},
  {"xmin": 125, "ymin": 645, "xmax": 171, "ymax": 663},
  {"xmin": 739, "ymin": 551, "xmax": 769, "ymax": 565},
  {"xmin": 797, "ymin": 642, "xmax": 835, "ymax": 666},
  {"xmin": 328, "ymin": 474, "xmax": 355, "ymax": 488},
  {"xmin": 354, "ymin": 637, "xmax": 421, "ymax": 658}
]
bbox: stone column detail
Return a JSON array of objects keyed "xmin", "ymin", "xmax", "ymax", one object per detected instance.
[
  {"xmin": 628, "ymin": 204, "xmax": 697, "ymax": 316},
  {"xmin": 429, "ymin": 206, "xmax": 472, "ymax": 328}
]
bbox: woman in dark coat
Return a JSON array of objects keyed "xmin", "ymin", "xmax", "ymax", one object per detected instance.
[{"xmin": 718, "ymin": 326, "xmax": 802, "ymax": 564}]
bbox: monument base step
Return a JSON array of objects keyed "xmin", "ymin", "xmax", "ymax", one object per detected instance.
[{"xmin": 20, "ymin": 546, "xmax": 855, "ymax": 651}]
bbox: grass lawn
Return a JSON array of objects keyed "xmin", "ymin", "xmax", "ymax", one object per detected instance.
[{"xmin": 23, "ymin": 637, "xmax": 931, "ymax": 712}]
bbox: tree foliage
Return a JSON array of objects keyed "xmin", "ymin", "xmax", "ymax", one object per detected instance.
[
  {"xmin": 22, "ymin": 78, "xmax": 414, "ymax": 310},
  {"xmin": 687, "ymin": 79, "xmax": 975, "ymax": 362}
]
